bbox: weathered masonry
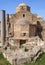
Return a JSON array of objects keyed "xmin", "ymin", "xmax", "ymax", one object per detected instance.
[{"xmin": 0, "ymin": 3, "xmax": 45, "ymax": 49}]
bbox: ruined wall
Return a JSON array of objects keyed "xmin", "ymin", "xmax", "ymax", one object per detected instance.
[
  {"xmin": 37, "ymin": 17, "xmax": 45, "ymax": 41},
  {"xmin": 9, "ymin": 11, "xmax": 37, "ymax": 39}
]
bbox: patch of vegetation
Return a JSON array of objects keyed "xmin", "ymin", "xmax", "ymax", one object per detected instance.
[
  {"xmin": 20, "ymin": 45, "xmax": 24, "ymax": 48},
  {"xmin": 0, "ymin": 54, "xmax": 11, "ymax": 65},
  {"xmin": 24, "ymin": 52, "xmax": 45, "ymax": 65},
  {"xmin": 25, "ymin": 48, "xmax": 28, "ymax": 52},
  {"xmin": 0, "ymin": 46, "xmax": 1, "ymax": 48}
]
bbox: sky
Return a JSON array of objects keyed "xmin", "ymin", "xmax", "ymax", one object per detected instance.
[{"xmin": 0, "ymin": 0, "xmax": 45, "ymax": 20}]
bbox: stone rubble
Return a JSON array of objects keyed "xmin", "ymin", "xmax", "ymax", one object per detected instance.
[{"xmin": 2, "ymin": 36, "xmax": 45, "ymax": 65}]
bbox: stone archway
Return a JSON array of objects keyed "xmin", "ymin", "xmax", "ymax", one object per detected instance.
[{"xmin": 20, "ymin": 40, "xmax": 26, "ymax": 46}]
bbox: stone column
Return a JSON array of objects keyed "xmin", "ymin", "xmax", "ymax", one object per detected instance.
[
  {"xmin": 6, "ymin": 14, "xmax": 9, "ymax": 38},
  {"xmin": 0, "ymin": 10, "xmax": 6, "ymax": 45}
]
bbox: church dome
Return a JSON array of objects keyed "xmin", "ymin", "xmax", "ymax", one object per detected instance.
[
  {"xmin": 19, "ymin": 3, "xmax": 27, "ymax": 6},
  {"xmin": 16, "ymin": 3, "xmax": 30, "ymax": 13}
]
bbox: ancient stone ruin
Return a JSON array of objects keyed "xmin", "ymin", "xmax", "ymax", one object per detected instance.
[{"xmin": 0, "ymin": 3, "xmax": 45, "ymax": 65}]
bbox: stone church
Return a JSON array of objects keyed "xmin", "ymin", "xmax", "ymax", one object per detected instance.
[{"xmin": 0, "ymin": 3, "xmax": 45, "ymax": 49}]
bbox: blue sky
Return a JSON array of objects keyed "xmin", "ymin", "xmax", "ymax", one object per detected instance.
[{"xmin": 0, "ymin": 0, "xmax": 45, "ymax": 20}]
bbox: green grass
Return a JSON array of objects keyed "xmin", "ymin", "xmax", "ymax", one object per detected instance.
[
  {"xmin": 0, "ymin": 54, "xmax": 11, "ymax": 65},
  {"xmin": 24, "ymin": 53, "xmax": 45, "ymax": 65}
]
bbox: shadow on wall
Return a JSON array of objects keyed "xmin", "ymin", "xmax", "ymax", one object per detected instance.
[{"xmin": 36, "ymin": 21, "xmax": 43, "ymax": 40}]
